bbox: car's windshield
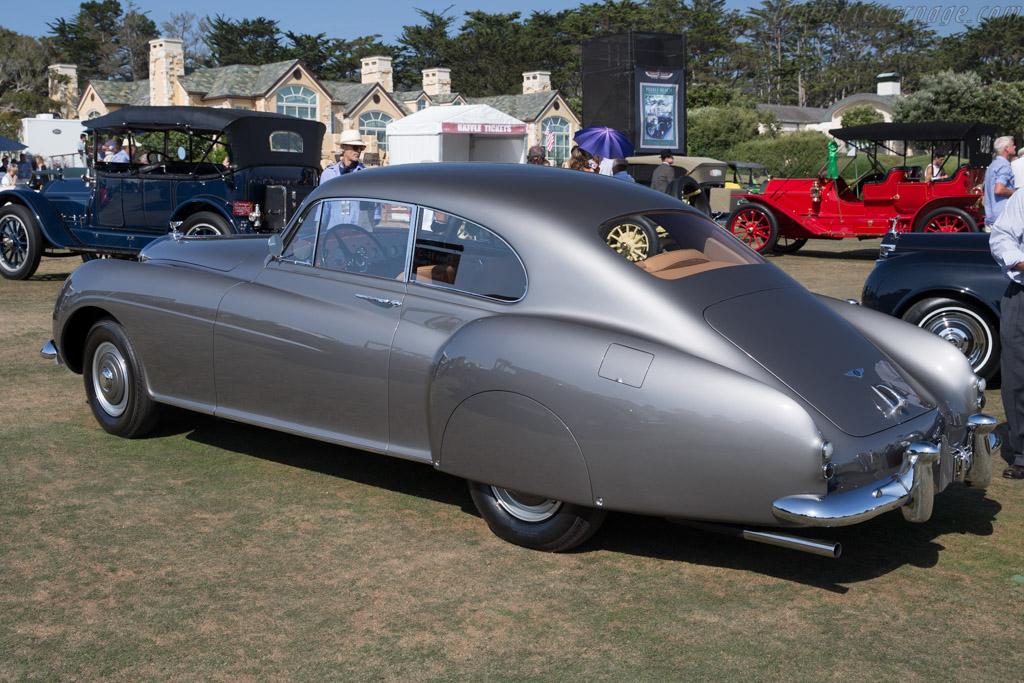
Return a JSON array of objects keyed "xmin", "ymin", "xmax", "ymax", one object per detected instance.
[{"xmin": 602, "ymin": 211, "xmax": 762, "ymax": 279}]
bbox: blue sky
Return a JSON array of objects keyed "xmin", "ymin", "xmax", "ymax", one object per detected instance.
[{"xmin": 2, "ymin": 1, "xmax": 979, "ymax": 42}]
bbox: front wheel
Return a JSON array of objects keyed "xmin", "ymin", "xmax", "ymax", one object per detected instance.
[
  {"xmin": 180, "ymin": 211, "xmax": 234, "ymax": 237},
  {"xmin": 0, "ymin": 204, "xmax": 44, "ymax": 280},
  {"xmin": 83, "ymin": 318, "xmax": 159, "ymax": 438},
  {"xmin": 727, "ymin": 205, "xmax": 779, "ymax": 253},
  {"xmin": 903, "ymin": 297, "xmax": 1000, "ymax": 381},
  {"xmin": 914, "ymin": 207, "xmax": 978, "ymax": 233},
  {"xmin": 468, "ymin": 481, "xmax": 606, "ymax": 552}
]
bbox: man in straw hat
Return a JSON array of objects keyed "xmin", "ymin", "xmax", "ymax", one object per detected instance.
[{"xmin": 320, "ymin": 129, "xmax": 368, "ymax": 185}]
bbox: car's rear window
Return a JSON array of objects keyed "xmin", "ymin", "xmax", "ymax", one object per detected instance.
[
  {"xmin": 270, "ymin": 131, "xmax": 304, "ymax": 153},
  {"xmin": 602, "ymin": 211, "xmax": 763, "ymax": 279}
]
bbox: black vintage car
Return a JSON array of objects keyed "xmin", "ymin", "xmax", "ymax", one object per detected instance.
[
  {"xmin": 0, "ymin": 106, "xmax": 324, "ymax": 280},
  {"xmin": 861, "ymin": 231, "xmax": 1005, "ymax": 381}
]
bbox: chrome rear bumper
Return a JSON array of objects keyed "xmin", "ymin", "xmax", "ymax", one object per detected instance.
[
  {"xmin": 41, "ymin": 339, "xmax": 61, "ymax": 365},
  {"xmin": 773, "ymin": 414, "xmax": 997, "ymax": 527}
]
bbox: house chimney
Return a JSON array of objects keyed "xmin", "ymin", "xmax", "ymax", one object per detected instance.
[
  {"xmin": 422, "ymin": 68, "xmax": 451, "ymax": 97},
  {"xmin": 877, "ymin": 72, "xmax": 901, "ymax": 97},
  {"xmin": 149, "ymin": 38, "xmax": 184, "ymax": 107},
  {"xmin": 361, "ymin": 56, "xmax": 394, "ymax": 93},
  {"xmin": 523, "ymin": 71, "xmax": 551, "ymax": 94},
  {"xmin": 47, "ymin": 64, "xmax": 79, "ymax": 118}
]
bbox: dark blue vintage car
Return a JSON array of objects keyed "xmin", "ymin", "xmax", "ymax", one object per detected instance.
[
  {"xmin": 0, "ymin": 106, "xmax": 324, "ymax": 280},
  {"xmin": 861, "ymin": 231, "xmax": 1005, "ymax": 381}
]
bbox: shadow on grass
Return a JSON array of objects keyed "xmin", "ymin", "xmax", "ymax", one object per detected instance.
[
  {"xmin": 765, "ymin": 245, "xmax": 881, "ymax": 262},
  {"xmin": 158, "ymin": 408, "xmax": 1002, "ymax": 593}
]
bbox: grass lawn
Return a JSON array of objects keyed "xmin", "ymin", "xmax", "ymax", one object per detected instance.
[{"xmin": 2, "ymin": 247, "xmax": 1022, "ymax": 680}]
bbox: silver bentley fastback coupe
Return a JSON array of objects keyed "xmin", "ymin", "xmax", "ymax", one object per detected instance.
[{"xmin": 43, "ymin": 164, "xmax": 996, "ymax": 558}]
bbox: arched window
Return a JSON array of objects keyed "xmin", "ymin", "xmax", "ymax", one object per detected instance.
[
  {"xmin": 542, "ymin": 116, "xmax": 571, "ymax": 167},
  {"xmin": 86, "ymin": 110, "xmax": 102, "ymax": 119},
  {"xmin": 276, "ymin": 85, "xmax": 317, "ymax": 120},
  {"xmin": 359, "ymin": 111, "xmax": 393, "ymax": 152}
]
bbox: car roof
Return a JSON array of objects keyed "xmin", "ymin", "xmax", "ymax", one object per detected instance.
[
  {"xmin": 85, "ymin": 106, "xmax": 309, "ymax": 133},
  {"xmin": 308, "ymin": 163, "xmax": 690, "ymax": 241},
  {"xmin": 830, "ymin": 121, "xmax": 996, "ymax": 143}
]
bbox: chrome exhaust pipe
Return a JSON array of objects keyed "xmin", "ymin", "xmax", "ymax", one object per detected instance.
[{"xmin": 671, "ymin": 519, "xmax": 842, "ymax": 558}]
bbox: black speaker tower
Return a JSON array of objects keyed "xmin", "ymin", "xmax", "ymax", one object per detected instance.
[{"xmin": 582, "ymin": 31, "xmax": 687, "ymax": 154}]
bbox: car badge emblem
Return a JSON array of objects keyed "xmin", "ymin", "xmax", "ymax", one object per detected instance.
[
  {"xmin": 871, "ymin": 384, "xmax": 909, "ymax": 419},
  {"xmin": 845, "ymin": 368, "xmax": 864, "ymax": 378}
]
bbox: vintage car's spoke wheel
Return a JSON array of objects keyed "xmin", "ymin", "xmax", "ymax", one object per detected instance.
[
  {"xmin": 180, "ymin": 211, "xmax": 234, "ymax": 237},
  {"xmin": 772, "ymin": 236, "xmax": 808, "ymax": 254},
  {"xmin": 0, "ymin": 204, "xmax": 44, "ymax": 280},
  {"xmin": 903, "ymin": 298, "xmax": 1000, "ymax": 380},
  {"xmin": 915, "ymin": 207, "xmax": 978, "ymax": 233},
  {"xmin": 83, "ymin": 318, "xmax": 159, "ymax": 438},
  {"xmin": 669, "ymin": 177, "xmax": 710, "ymax": 216},
  {"xmin": 602, "ymin": 219, "xmax": 659, "ymax": 262},
  {"xmin": 727, "ymin": 205, "xmax": 779, "ymax": 253},
  {"xmin": 468, "ymin": 481, "xmax": 606, "ymax": 552}
]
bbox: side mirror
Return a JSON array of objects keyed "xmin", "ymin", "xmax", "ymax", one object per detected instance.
[
  {"xmin": 267, "ymin": 233, "xmax": 284, "ymax": 258},
  {"xmin": 177, "ymin": 146, "xmax": 187, "ymax": 161}
]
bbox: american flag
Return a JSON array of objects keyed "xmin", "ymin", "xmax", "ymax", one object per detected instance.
[{"xmin": 544, "ymin": 123, "xmax": 554, "ymax": 152}]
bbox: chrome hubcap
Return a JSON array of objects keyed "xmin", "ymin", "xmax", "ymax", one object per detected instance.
[
  {"xmin": 491, "ymin": 487, "xmax": 562, "ymax": 523},
  {"xmin": 919, "ymin": 307, "xmax": 990, "ymax": 371},
  {"xmin": 184, "ymin": 223, "xmax": 221, "ymax": 237},
  {"xmin": 92, "ymin": 341, "xmax": 128, "ymax": 416}
]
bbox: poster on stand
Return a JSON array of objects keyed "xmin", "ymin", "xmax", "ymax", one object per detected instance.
[{"xmin": 635, "ymin": 68, "xmax": 684, "ymax": 152}]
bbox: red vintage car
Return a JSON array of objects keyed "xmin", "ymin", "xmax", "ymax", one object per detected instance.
[{"xmin": 727, "ymin": 122, "xmax": 995, "ymax": 254}]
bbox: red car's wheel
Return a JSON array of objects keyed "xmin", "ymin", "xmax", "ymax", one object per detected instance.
[
  {"xmin": 727, "ymin": 205, "xmax": 779, "ymax": 253},
  {"xmin": 914, "ymin": 207, "xmax": 978, "ymax": 233},
  {"xmin": 772, "ymin": 236, "xmax": 808, "ymax": 254}
]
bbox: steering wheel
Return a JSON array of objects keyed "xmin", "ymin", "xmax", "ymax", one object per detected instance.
[{"xmin": 320, "ymin": 223, "xmax": 388, "ymax": 273}]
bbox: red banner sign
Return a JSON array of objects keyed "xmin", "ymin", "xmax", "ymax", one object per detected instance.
[{"xmin": 440, "ymin": 123, "xmax": 527, "ymax": 135}]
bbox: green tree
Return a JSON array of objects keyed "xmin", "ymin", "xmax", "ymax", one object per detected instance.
[
  {"xmin": 686, "ymin": 105, "xmax": 775, "ymax": 157},
  {"xmin": 0, "ymin": 29, "xmax": 63, "ymax": 138},
  {"xmin": 160, "ymin": 12, "xmax": 210, "ymax": 70},
  {"xmin": 725, "ymin": 129, "xmax": 830, "ymax": 177},
  {"xmin": 840, "ymin": 104, "xmax": 884, "ymax": 128},
  {"xmin": 204, "ymin": 15, "xmax": 282, "ymax": 66},
  {"xmin": 395, "ymin": 7, "xmax": 456, "ymax": 89},
  {"xmin": 938, "ymin": 16, "xmax": 1024, "ymax": 83},
  {"xmin": 120, "ymin": 0, "xmax": 158, "ymax": 81},
  {"xmin": 893, "ymin": 70, "xmax": 986, "ymax": 123},
  {"xmin": 49, "ymin": 0, "xmax": 123, "ymax": 85}
]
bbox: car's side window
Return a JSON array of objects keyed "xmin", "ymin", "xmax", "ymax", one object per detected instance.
[
  {"xmin": 411, "ymin": 209, "xmax": 527, "ymax": 302},
  {"xmin": 279, "ymin": 203, "xmax": 321, "ymax": 265},
  {"xmin": 317, "ymin": 199, "xmax": 413, "ymax": 279}
]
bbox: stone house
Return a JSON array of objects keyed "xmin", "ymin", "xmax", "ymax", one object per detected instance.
[{"xmin": 69, "ymin": 39, "xmax": 580, "ymax": 166}]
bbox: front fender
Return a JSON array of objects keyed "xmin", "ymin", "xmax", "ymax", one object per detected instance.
[{"xmin": 1, "ymin": 188, "xmax": 80, "ymax": 249}]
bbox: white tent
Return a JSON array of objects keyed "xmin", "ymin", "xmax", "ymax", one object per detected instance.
[{"xmin": 386, "ymin": 104, "xmax": 528, "ymax": 165}]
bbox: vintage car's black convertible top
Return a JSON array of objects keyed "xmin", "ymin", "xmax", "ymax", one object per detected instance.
[{"xmin": 85, "ymin": 106, "xmax": 325, "ymax": 169}]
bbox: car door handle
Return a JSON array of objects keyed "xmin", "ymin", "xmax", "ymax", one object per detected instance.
[{"xmin": 355, "ymin": 293, "xmax": 402, "ymax": 307}]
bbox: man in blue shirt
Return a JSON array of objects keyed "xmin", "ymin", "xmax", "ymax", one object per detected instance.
[
  {"xmin": 984, "ymin": 136, "xmax": 1016, "ymax": 229},
  {"xmin": 320, "ymin": 129, "xmax": 368, "ymax": 185},
  {"xmin": 989, "ymin": 190, "xmax": 1024, "ymax": 479}
]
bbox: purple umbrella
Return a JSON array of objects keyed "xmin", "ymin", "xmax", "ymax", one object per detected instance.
[{"xmin": 573, "ymin": 126, "xmax": 634, "ymax": 159}]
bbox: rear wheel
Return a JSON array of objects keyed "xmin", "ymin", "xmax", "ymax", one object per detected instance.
[
  {"xmin": 914, "ymin": 207, "xmax": 977, "ymax": 233},
  {"xmin": 180, "ymin": 211, "xmax": 233, "ymax": 237},
  {"xmin": 772, "ymin": 236, "xmax": 808, "ymax": 254},
  {"xmin": 468, "ymin": 481, "xmax": 606, "ymax": 552},
  {"xmin": 0, "ymin": 204, "xmax": 43, "ymax": 280},
  {"xmin": 903, "ymin": 297, "xmax": 999, "ymax": 380},
  {"xmin": 727, "ymin": 205, "xmax": 779, "ymax": 253}
]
